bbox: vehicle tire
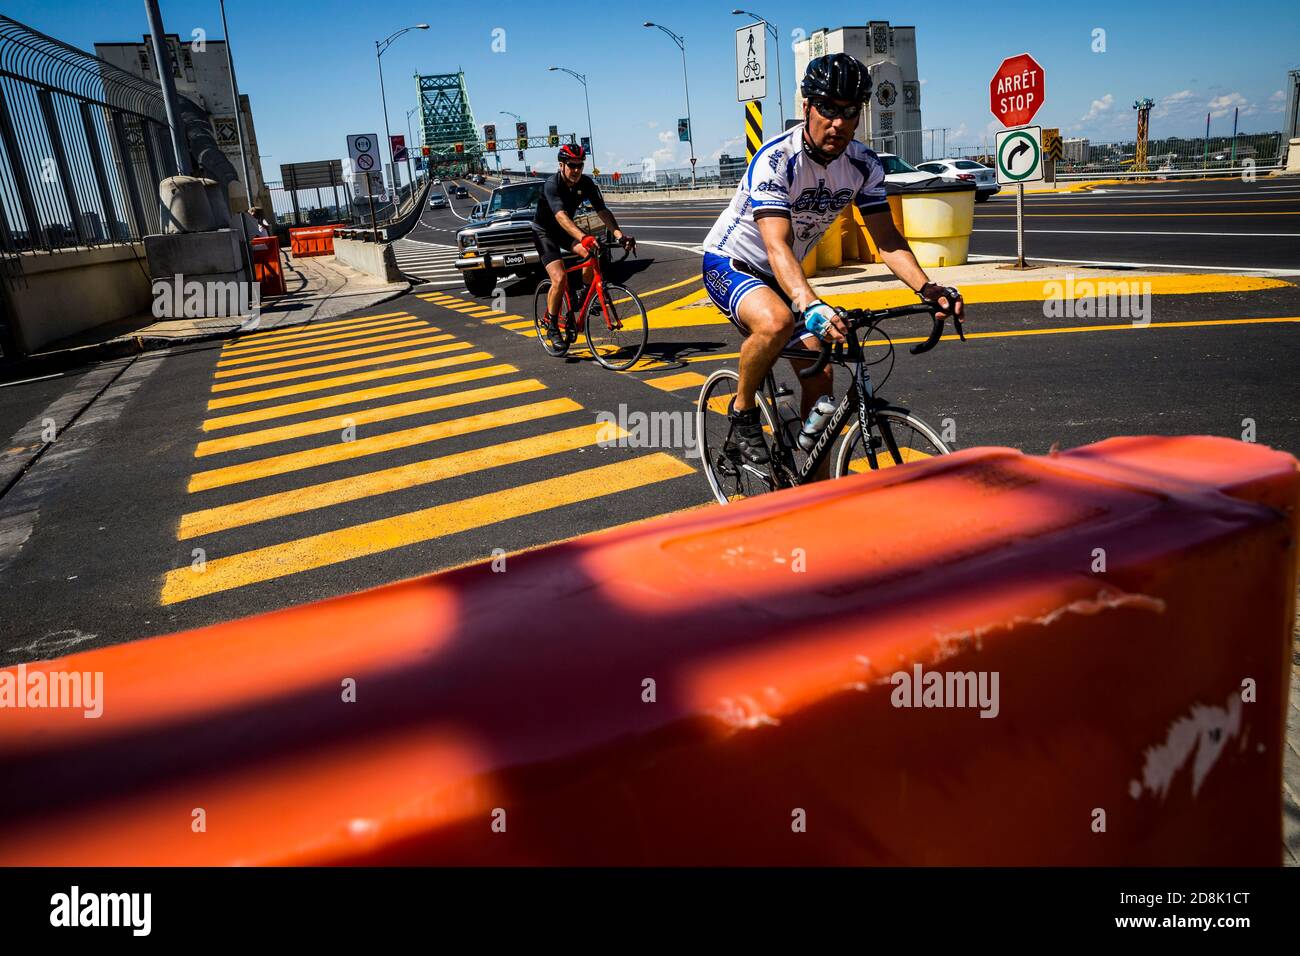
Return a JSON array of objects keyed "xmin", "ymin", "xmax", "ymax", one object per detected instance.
[
  {"xmin": 463, "ymin": 269, "xmax": 496, "ymax": 297},
  {"xmin": 833, "ymin": 408, "xmax": 950, "ymax": 478},
  {"xmin": 696, "ymin": 368, "xmax": 780, "ymax": 505},
  {"xmin": 532, "ymin": 278, "xmax": 569, "ymax": 357},
  {"xmin": 975, "ymin": 192, "xmax": 990, "ymax": 203},
  {"xmin": 584, "ymin": 284, "xmax": 648, "ymax": 371}
]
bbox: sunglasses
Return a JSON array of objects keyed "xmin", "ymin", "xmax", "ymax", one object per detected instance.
[
  {"xmin": 809, "ymin": 99, "xmax": 862, "ymax": 121},
  {"xmin": 562, "ymin": 162, "xmax": 585, "ymax": 171}
]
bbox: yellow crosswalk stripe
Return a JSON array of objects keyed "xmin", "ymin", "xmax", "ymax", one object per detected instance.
[
  {"xmin": 214, "ymin": 332, "xmax": 455, "ymax": 379},
  {"xmin": 195, "ymin": 379, "xmax": 547, "ymax": 456},
  {"xmin": 645, "ymin": 371, "xmax": 707, "ymax": 391},
  {"xmin": 223, "ymin": 312, "xmax": 409, "ymax": 348},
  {"xmin": 502, "ymin": 320, "xmax": 536, "ymax": 331},
  {"xmin": 217, "ymin": 319, "xmax": 428, "ymax": 360},
  {"xmin": 202, "ymin": 364, "xmax": 519, "ymax": 431},
  {"xmin": 179, "ymin": 422, "xmax": 620, "ymax": 540},
  {"xmin": 207, "ymin": 352, "xmax": 494, "ymax": 409},
  {"xmin": 216, "ymin": 324, "xmax": 438, "ymax": 368},
  {"xmin": 210, "ymin": 341, "xmax": 472, "ymax": 392},
  {"xmin": 163, "ymin": 453, "xmax": 694, "ymax": 603},
  {"xmin": 483, "ymin": 314, "xmax": 525, "ymax": 325},
  {"xmin": 188, "ymin": 397, "xmax": 582, "ymax": 491}
]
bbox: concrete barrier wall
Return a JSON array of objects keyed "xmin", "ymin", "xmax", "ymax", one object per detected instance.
[
  {"xmin": 0, "ymin": 435, "xmax": 1293, "ymax": 865},
  {"xmin": 6, "ymin": 245, "xmax": 153, "ymax": 355},
  {"xmin": 607, "ymin": 186, "xmax": 734, "ymax": 203},
  {"xmin": 332, "ymin": 236, "xmax": 402, "ymax": 283}
]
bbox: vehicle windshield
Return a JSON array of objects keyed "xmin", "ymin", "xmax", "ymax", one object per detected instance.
[
  {"xmin": 880, "ymin": 155, "xmax": 920, "ymax": 175},
  {"xmin": 487, "ymin": 182, "xmax": 541, "ymax": 215}
]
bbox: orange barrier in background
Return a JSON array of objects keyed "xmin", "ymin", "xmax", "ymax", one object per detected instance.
[
  {"xmin": 289, "ymin": 225, "xmax": 337, "ymax": 258},
  {"xmin": 249, "ymin": 236, "xmax": 285, "ymax": 297},
  {"xmin": 0, "ymin": 436, "xmax": 1294, "ymax": 866}
]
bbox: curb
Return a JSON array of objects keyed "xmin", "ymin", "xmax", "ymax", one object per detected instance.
[{"xmin": 0, "ymin": 281, "xmax": 414, "ymax": 382}]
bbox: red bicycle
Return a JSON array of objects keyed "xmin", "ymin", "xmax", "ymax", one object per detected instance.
[{"xmin": 533, "ymin": 236, "xmax": 649, "ymax": 371}]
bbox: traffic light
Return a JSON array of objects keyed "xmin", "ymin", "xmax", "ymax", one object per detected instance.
[
  {"xmin": 421, "ymin": 145, "xmax": 430, "ymax": 156},
  {"xmin": 547, "ymin": 124, "xmax": 559, "ymax": 147},
  {"xmin": 515, "ymin": 121, "xmax": 528, "ymax": 140},
  {"xmin": 483, "ymin": 123, "xmax": 497, "ymax": 142},
  {"xmin": 485, "ymin": 140, "xmax": 496, "ymax": 152},
  {"xmin": 454, "ymin": 142, "xmax": 464, "ymax": 154}
]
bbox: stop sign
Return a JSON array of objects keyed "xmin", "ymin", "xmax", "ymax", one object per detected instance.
[{"xmin": 990, "ymin": 53, "xmax": 1045, "ymax": 127}]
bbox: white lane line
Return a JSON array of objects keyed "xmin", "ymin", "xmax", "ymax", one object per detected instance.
[
  {"xmin": 0, "ymin": 372, "xmax": 63, "ymax": 389},
  {"xmin": 972, "ymin": 228, "xmax": 1300, "ymax": 238},
  {"xmin": 637, "ymin": 239, "xmax": 704, "ymax": 255},
  {"xmin": 966, "ymin": 252, "xmax": 1299, "ymax": 276},
  {"xmin": 616, "ymin": 224, "xmax": 710, "ymax": 230}
]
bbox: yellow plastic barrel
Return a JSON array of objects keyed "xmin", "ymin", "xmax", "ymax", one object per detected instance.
[{"xmin": 897, "ymin": 180, "xmax": 977, "ymax": 267}]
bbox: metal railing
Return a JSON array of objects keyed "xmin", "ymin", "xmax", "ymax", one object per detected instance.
[{"xmin": 0, "ymin": 15, "xmax": 174, "ymax": 254}]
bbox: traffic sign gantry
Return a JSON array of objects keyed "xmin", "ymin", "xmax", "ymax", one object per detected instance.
[{"xmin": 990, "ymin": 53, "xmax": 1044, "ymax": 128}]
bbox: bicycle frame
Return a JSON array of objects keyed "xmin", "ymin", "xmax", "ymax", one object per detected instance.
[
  {"xmin": 556, "ymin": 248, "xmax": 618, "ymax": 334},
  {"xmin": 758, "ymin": 340, "xmax": 886, "ymax": 488}
]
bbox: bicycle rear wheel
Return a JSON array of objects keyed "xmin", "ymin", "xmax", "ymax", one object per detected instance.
[
  {"xmin": 833, "ymin": 408, "xmax": 950, "ymax": 478},
  {"xmin": 533, "ymin": 279, "xmax": 570, "ymax": 357},
  {"xmin": 585, "ymin": 284, "xmax": 648, "ymax": 371},
  {"xmin": 696, "ymin": 368, "xmax": 781, "ymax": 504}
]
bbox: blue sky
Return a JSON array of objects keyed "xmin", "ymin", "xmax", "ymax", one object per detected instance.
[{"xmin": 9, "ymin": 0, "xmax": 1298, "ymax": 180}]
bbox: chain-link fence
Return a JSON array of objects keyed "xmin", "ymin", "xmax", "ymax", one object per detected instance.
[
  {"xmin": 0, "ymin": 15, "xmax": 174, "ymax": 255},
  {"xmin": 1056, "ymin": 132, "xmax": 1285, "ymax": 175}
]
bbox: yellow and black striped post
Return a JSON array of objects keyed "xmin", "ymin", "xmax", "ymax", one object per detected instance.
[{"xmin": 745, "ymin": 101, "xmax": 763, "ymax": 164}]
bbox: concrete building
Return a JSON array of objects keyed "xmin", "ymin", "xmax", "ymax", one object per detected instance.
[
  {"xmin": 1062, "ymin": 137, "xmax": 1091, "ymax": 165},
  {"xmin": 793, "ymin": 22, "xmax": 923, "ymax": 164},
  {"xmin": 95, "ymin": 34, "xmax": 272, "ymax": 215}
]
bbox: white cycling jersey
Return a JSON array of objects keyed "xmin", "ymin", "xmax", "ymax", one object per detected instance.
[{"xmin": 702, "ymin": 124, "xmax": 889, "ymax": 274}]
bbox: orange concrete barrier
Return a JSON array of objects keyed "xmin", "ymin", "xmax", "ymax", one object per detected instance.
[
  {"xmin": 289, "ymin": 225, "xmax": 337, "ymax": 258},
  {"xmin": 0, "ymin": 435, "xmax": 1294, "ymax": 865},
  {"xmin": 249, "ymin": 236, "xmax": 285, "ymax": 297}
]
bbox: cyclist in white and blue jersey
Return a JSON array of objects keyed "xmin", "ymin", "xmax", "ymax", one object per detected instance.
[{"xmin": 702, "ymin": 52, "xmax": 964, "ymax": 467}]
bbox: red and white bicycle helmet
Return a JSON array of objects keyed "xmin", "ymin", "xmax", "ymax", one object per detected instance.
[{"xmin": 558, "ymin": 143, "xmax": 586, "ymax": 164}]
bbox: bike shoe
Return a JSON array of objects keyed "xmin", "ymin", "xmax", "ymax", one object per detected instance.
[{"xmin": 726, "ymin": 405, "xmax": 770, "ymax": 466}]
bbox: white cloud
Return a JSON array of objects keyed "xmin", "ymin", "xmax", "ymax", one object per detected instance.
[
  {"xmin": 919, "ymin": 78, "xmax": 928, "ymax": 87},
  {"xmin": 652, "ymin": 129, "xmax": 682, "ymax": 168},
  {"xmin": 1265, "ymin": 89, "xmax": 1286, "ymax": 112},
  {"xmin": 1163, "ymin": 89, "xmax": 1195, "ymax": 104},
  {"xmin": 709, "ymin": 135, "xmax": 743, "ymax": 161},
  {"xmin": 1079, "ymin": 93, "xmax": 1114, "ymax": 123},
  {"xmin": 1207, "ymin": 92, "xmax": 1248, "ymax": 119},
  {"xmin": 949, "ymin": 122, "xmax": 969, "ymax": 142},
  {"xmin": 647, "ymin": 120, "xmax": 659, "ymax": 129}
]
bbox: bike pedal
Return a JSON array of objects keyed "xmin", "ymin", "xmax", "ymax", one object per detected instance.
[{"xmin": 774, "ymin": 385, "xmax": 793, "ymax": 397}]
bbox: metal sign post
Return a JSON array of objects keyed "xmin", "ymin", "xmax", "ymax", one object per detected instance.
[
  {"xmin": 365, "ymin": 171, "xmax": 378, "ymax": 242},
  {"xmin": 994, "ymin": 125, "xmax": 1043, "ymax": 269}
]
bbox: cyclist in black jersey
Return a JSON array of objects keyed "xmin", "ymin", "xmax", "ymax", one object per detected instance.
[{"xmin": 535, "ymin": 143, "xmax": 635, "ymax": 337}]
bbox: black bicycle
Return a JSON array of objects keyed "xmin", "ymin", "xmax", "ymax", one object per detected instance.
[{"xmin": 695, "ymin": 303, "xmax": 965, "ymax": 504}]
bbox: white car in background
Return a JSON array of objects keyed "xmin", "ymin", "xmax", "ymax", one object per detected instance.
[
  {"xmin": 915, "ymin": 158, "xmax": 1000, "ymax": 201},
  {"xmin": 875, "ymin": 152, "xmax": 938, "ymax": 187}
]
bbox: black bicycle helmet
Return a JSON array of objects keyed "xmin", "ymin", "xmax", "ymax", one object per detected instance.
[
  {"xmin": 801, "ymin": 52, "xmax": 872, "ymax": 102},
  {"xmin": 558, "ymin": 143, "xmax": 586, "ymax": 164}
]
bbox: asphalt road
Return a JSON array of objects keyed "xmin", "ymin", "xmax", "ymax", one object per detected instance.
[{"xmin": 1, "ymin": 176, "xmax": 1297, "ymax": 662}]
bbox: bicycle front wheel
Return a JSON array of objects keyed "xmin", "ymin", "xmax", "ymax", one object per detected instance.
[
  {"xmin": 833, "ymin": 408, "xmax": 951, "ymax": 478},
  {"xmin": 585, "ymin": 284, "xmax": 649, "ymax": 371},
  {"xmin": 533, "ymin": 279, "xmax": 569, "ymax": 357},
  {"xmin": 696, "ymin": 368, "xmax": 780, "ymax": 505}
]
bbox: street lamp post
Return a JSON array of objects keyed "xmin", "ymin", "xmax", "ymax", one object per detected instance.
[
  {"xmin": 732, "ymin": 9, "xmax": 785, "ymax": 130},
  {"xmin": 500, "ymin": 110, "xmax": 521, "ymax": 174},
  {"xmin": 548, "ymin": 66, "xmax": 593, "ymax": 166},
  {"xmin": 218, "ymin": 0, "xmax": 254, "ymax": 209},
  {"xmin": 405, "ymin": 106, "xmax": 419, "ymax": 187},
  {"xmin": 375, "ymin": 23, "xmax": 428, "ymax": 198},
  {"xmin": 644, "ymin": 22, "xmax": 696, "ymax": 188}
]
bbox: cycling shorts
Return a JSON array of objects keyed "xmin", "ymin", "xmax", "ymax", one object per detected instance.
[{"xmin": 701, "ymin": 253, "xmax": 813, "ymax": 342}]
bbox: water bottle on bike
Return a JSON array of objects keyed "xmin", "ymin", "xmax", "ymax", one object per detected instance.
[{"xmin": 797, "ymin": 396, "xmax": 837, "ymax": 452}]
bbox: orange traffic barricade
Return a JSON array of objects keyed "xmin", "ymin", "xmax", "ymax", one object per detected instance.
[
  {"xmin": 249, "ymin": 236, "xmax": 285, "ymax": 297},
  {"xmin": 289, "ymin": 225, "xmax": 337, "ymax": 258},
  {"xmin": 0, "ymin": 435, "xmax": 1294, "ymax": 865}
]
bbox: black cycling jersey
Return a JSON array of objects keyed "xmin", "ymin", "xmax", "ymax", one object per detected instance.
[{"xmin": 533, "ymin": 172, "xmax": 606, "ymax": 244}]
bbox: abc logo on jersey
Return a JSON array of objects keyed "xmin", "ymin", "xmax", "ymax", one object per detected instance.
[{"xmin": 792, "ymin": 180, "xmax": 854, "ymax": 214}]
